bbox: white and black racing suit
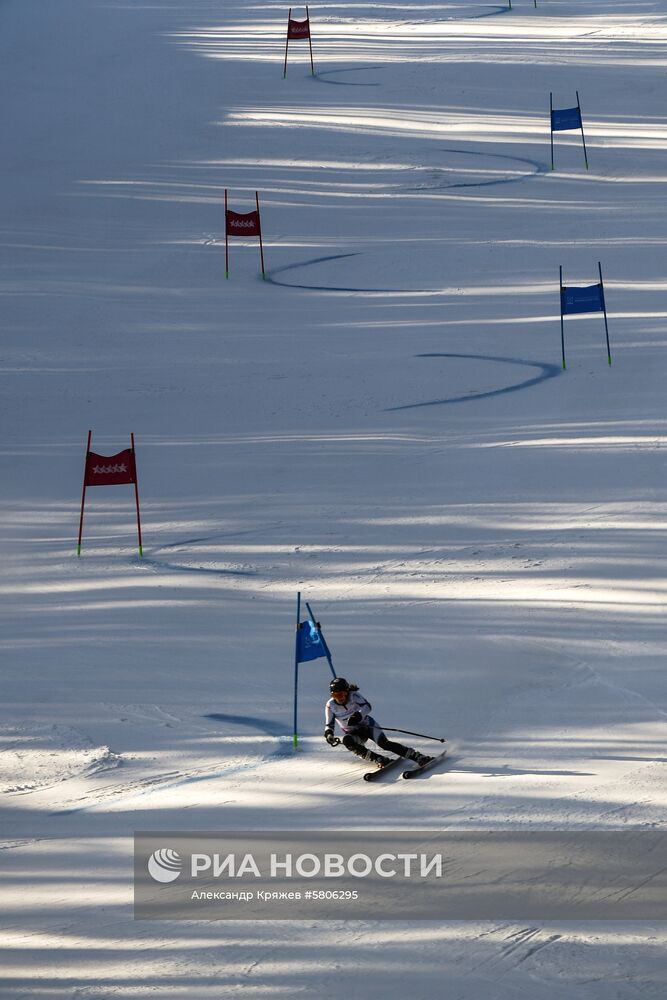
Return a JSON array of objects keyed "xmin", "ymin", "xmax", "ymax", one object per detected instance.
[{"xmin": 324, "ymin": 688, "xmax": 422, "ymax": 763}]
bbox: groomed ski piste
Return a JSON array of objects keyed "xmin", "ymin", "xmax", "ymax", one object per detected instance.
[{"xmin": 1, "ymin": 0, "xmax": 667, "ymax": 995}]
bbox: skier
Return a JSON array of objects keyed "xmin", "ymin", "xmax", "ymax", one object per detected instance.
[{"xmin": 324, "ymin": 677, "xmax": 433, "ymax": 769}]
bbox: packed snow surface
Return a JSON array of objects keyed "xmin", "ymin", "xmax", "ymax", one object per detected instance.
[{"xmin": 1, "ymin": 0, "xmax": 666, "ymax": 996}]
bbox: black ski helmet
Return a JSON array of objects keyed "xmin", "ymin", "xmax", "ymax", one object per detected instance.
[{"xmin": 330, "ymin": 677, "xmax": 350, "ymax": 694}]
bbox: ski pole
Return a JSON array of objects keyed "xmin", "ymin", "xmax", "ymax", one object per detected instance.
[{"xmin": 381, "ymin": 727, "xmax": 446, "ymax": 743}]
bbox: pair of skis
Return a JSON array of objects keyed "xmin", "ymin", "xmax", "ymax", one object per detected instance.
[{"xmin": 363, "ymin": 749, "xmax": 447, "ymax": 782}]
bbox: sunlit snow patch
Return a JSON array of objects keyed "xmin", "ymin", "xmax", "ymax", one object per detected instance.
[{"xmin": 0, "ymin": 724, "xmax": 121, "ymax": 794}]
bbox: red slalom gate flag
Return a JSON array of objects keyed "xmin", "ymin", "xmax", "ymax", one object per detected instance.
[
  {"xmin": 226, "ymin": 209, "xmax": 261, "ymax": 238},
  {"xmin": 77, "ymin": 431, "xmax": 143, "ymax": 557},
  {"xmin": 84, "ymin": 449, "xmax": 136, "ymax": 487},
  {"xmin": 224, "ymin": 190, "xmax": 266, "ymax": 279},
  {"xmin": 287, "ymin": 17, "xmax": 310, "ymax": 39},
  {"xmin": 284, "ymin": 6, "xmax": 314, "ymax": 77}
]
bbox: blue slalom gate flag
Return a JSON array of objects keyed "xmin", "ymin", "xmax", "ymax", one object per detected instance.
[
  {"xmin": 296, "ymin": 618, "xmax": 331, "ymax": 663},
  {"xmin": 550, "ymin": 92, "xmax": 588, "ymax": 170},
  {"xmin": 561, "ymin": 283, "xmax": 604, "ymax": 315},
  {"xmin": 559, "ymin": 263, "xmax": 612, "ymax": 370},
  {"xmin": 293, "ymin": 593, "xmax": 336, "ymax": 748},
  {"xmin": 551, "ymin": 106, "xmax": 582, "ymax": 132}
]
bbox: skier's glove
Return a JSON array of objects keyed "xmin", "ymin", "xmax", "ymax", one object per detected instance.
[
  {"xmin": 324, "ymin": 728, "xmax": 338, "ymax": 746},
  {"xmin": 347, "ymin": 712, "xmax": 363, "ymax": 726}
]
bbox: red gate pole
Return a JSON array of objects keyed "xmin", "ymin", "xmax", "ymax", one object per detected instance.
[
  {"xmin": 283, "ymin": 8, "xmax": 291, "ymax": 77},
  {"xmin": 306, "ymin": 6, "xmax": 314, "ymax": 75},
  {"xmin": 131, "ymin": 433, "xmax": 143, "ymax": 557},
  {"xmin": 256, "ymin": 191, "xmax": 266, "ymax": 279},
  {"xmin": 224, "ymin": 189, "xmax": 230, "ymax": 278},
  {"xmin": 77, "ymin": 430, "xmax": 92, "ymax": 556}
]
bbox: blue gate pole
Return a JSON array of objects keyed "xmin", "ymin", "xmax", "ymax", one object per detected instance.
[
  {"xmin": 550, "ymin": 93, "xmax": 554, "ymax": 170},
  {"xmin": 305, "ymin": 601, "xmax": 337, "ymax": 679},
  {"xmin": 293, "ymin": 591, "xmax": 301, "ymax": 748},
  {"xmin": 577, "ymin": 91, "xmax": 589, "ymax": 170},
  {"xmin": 598, "ymin": 262, "xmax": 612, "ymax": 365},
  {"xmin": 559, "ymin": 265, "xmax": 567, "ymax": 370}
]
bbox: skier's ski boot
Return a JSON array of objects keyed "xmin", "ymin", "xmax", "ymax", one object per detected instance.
[
  {"xmin": 366, "ymin": 750, "xmax": 392, "ymax": 768},
  {"xmin": 406, "ymin": 749, "xmax": 434, "ymax": 768}
]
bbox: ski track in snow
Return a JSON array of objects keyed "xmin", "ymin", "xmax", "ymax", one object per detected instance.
[
  {"xmin": 265, "ymin": 146, "xmax": 546, "ymax": 294},
  {"xmin": 314, "ymin": 65, "xmax": 388, "ymax": 87},
  {"xmin": 387, "ymin": 353, "xmax": 562, "ymax": 409}
]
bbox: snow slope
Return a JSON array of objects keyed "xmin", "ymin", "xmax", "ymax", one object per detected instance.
[{"xmin": 1, "ymin": 0, "xmax": 666, "ymax": 996}]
